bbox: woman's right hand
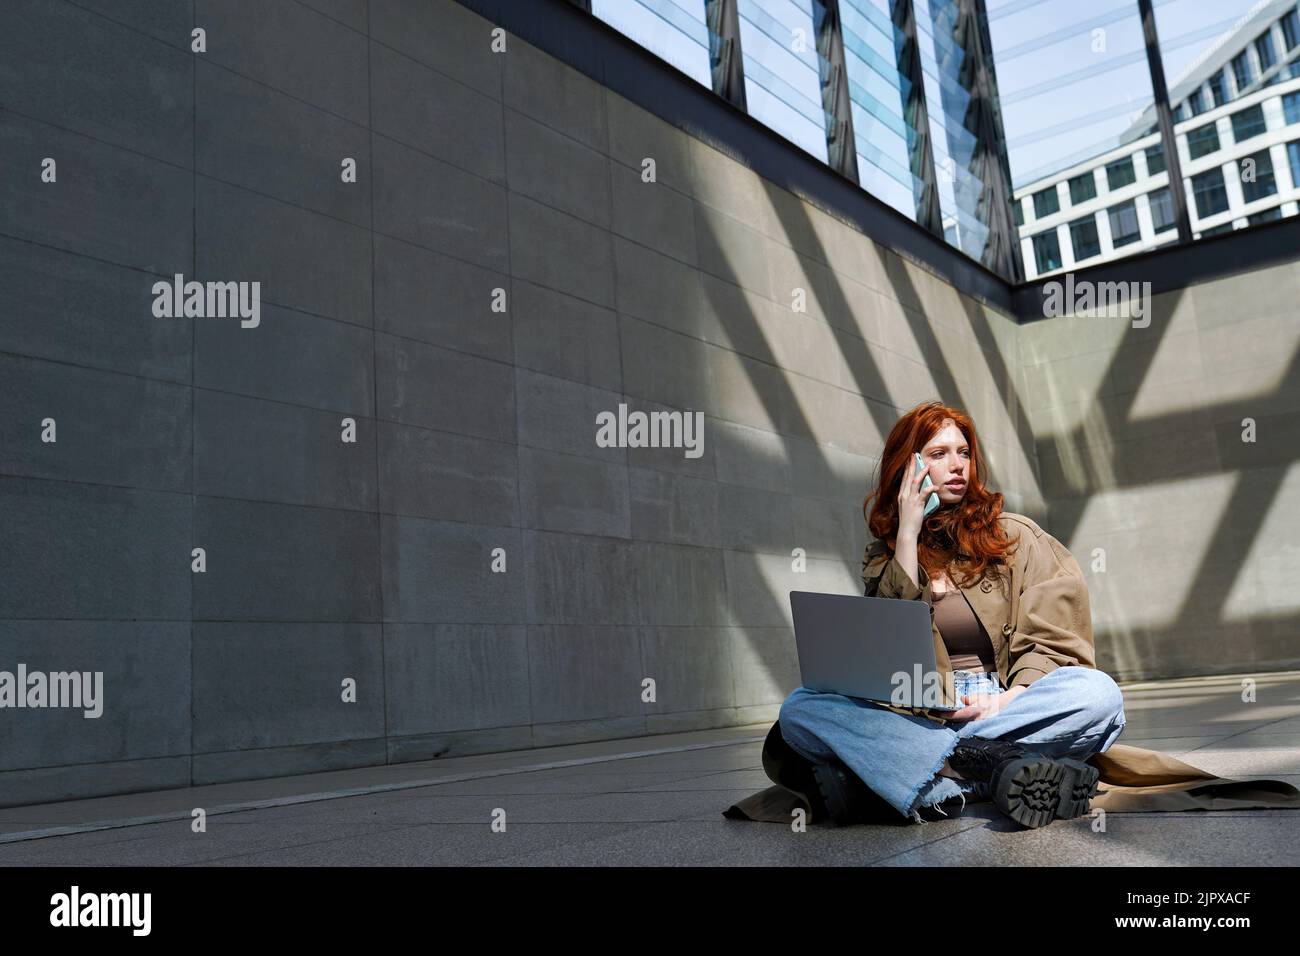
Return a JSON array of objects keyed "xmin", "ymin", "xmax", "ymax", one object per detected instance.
[{"xmin": 896, "ymin": 459, "xmax": 931, "ymax": 540}]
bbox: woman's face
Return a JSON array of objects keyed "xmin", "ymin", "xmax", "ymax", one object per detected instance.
[{"xmin": 920, "ymin": 422, "xmax": 973, "ymax": 505}]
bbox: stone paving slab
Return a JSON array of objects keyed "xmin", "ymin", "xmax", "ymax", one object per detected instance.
[{"xmin": 0, "ymin": 674, "xmax": 1295, "ymax": 866}]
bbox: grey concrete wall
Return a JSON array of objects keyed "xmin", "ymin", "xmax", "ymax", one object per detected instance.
[
  {"xmin": 1020, "ymin": 268, "xmax": 1300, "ymax": 682},
  {"xmin": 1, "ymin": 0, "xmax": 1033, "ymax": 807}
]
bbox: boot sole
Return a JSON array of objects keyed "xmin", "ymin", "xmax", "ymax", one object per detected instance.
[{"xmin": 992, "ymin": 756, "xmax": 1101, "ymax": 829}]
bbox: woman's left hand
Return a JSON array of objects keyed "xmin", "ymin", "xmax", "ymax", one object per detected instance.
[{"xmin": 950, "ymin": 685, "xmax": 1025, "ymax": 722}]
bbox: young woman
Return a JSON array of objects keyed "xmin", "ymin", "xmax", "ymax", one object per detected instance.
[{"xmin": 776, "ymin": 400, "xmax": 1128, "ymax": 829}]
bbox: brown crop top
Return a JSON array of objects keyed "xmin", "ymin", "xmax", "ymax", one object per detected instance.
[{"xmin": 932, "ymin": 587, "xmax": 997, "ymax": 673}]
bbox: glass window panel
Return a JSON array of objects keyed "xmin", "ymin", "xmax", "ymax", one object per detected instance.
[
  {"xmin": 1032, "ymin": 230, "xmax": 1062, "ymax": 273},
  {"xmin": 1283, "ymin": 10, "xmax": 1300, "ymax": 51},
  {"xmin": 1068, "ymin": 171, "xmax": 1097, "ymax": 204},
  {"xmin": 1285, "ymin": 91, "xmax": 1300, "ymax": 125},
  {"xmin": 592, "ymin": 0, "xmax": 711, "ymax": 89},
  {"xmin": 1033, "ymin": 186, "xmax": 1060, "ymax": 217},
  {"xmin": 1148, "ymin": 186, "xmax": 1176, "ymax": 232},
  {"xmin": 840, "ymin": 0, "xmax": 928, "ymax": 222},
  {"xmin": 1232, "ymin": 50, "xmax": 1253, "ymax": 92},
  {"xmin": 1237, "ymin": 148, "xmax": 1277, "ymax": 203},
  {"xmin": 1069, "ymin": 214, "xmax": 1101, "ymax": 260},
  {"xmin": 1105, "ymin": 156, "xmax": 1136, "ymax": 190},
  {"xmin": 737, "ymin": 0, "xmax": 829, "ymax": 163},
  {"xmin": 1208, "ymin": 70, "xmax": 1228, "ymax": 107},
  {"xmin": 1247, "ymin": 206, "xmax": 1282, "ymax": 223},
  {"xmin": 1192, "ymin": 167, "xmax": 1230, "ymax": 217},
  {"xmin": 1230, "ymin": 103, "xmax": 1268, "ymax": 142},
  {"xmin": 1255, "ymin": 31, "xmax": 1276, "ymax": 72},
  {"xmin": 1288, "ymin": 140, "xmax": 1300, "ymax": 187},
  {"xmin": 913, "ymin": 0, "xmax": 993, "ymax": 265},
  {"xmin": 1187, "ymin": 122, "xmax": 1221, "ymax": 159},
  {"xmin": 1107, "ymin": 198, "xmax": 1141, "ymax": 246},
  {"xmin": 1145, "ymin": 144, "xmax": 1166, "ymax": 176}
]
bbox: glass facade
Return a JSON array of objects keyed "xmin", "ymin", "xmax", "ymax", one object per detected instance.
[{"xmin": 589, "ymin": 0, "xmax": 1300, "ymax": 284}]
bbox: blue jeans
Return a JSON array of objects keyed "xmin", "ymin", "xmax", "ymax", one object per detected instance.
[{"xmin": 778, "ymin": 666, "xmax": 1127, "ymax": 823}]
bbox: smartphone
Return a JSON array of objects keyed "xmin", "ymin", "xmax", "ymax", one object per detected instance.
[{"xmin": 913, "ymin": 453, "xmax": 941, "ymax": 517}]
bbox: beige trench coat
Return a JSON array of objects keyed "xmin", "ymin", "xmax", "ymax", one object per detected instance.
[{"xmin": 725, "ymin": 511, "xmax": 1300, "ymax": 822}]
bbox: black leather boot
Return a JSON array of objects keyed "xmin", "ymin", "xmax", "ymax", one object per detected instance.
[
  {"xmin": 764, "ymin": 721, "xmax": 897, "ymax": 826},
  {"xmin": 947, "ymin": 736, "xmax": 1102, "ymax": 829},
  {"xmin": 812, "ymin": 759, "xmax": 896, "ymax": 827}
]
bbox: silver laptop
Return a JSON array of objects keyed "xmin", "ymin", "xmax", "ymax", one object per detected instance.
[{"xmin": 789, "ymin": 590, "xmax": 961, "ymax": 714}]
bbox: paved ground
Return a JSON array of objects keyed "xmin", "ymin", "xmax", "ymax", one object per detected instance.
[{"xmin": 0, "ymin": 672, "xmax": 1296, "ymax": 866}]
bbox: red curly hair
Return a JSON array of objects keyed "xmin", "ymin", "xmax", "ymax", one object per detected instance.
[{"xmin": 862, "ymin": 400, "xmax": 1018, "ymax": 588}]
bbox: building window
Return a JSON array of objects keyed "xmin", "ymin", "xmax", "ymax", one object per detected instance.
[
  {"xmin": 1231, "ymin": 103, "xmax": 1268, "ymax": 142},
  {"xmin": 1232, "ymin": 50, "xmax": 1253, "ymax": 92},
  {"xmin": 1255, "ymin": 31, "xmax": 1276, "ymax": 72},
  {"xmin": 1148, "ymin": 187, "xmax": 1176, "ymax": 233},
  {"xmin": 1201, "ymin": 222, "xmax": 1235, "ymax": 236},
  {"xmin": 1187, "ymin": 88, "xmax": 1206, "ymax": 116},
  {"xmin": 1013, "ymin": 198, "xmax": 1024, "ymax": 227},
  {"xmin": 1208, "ymin": 70, "xmax": 1228, "ymax": 107},
  {"xmin": 1288, "ymin": 140, "xmax": 1300, "ymax": 191},
  {"xmin": 1032, "ymin": 186, "xmax": 1060, "ymax": 218},
  {"xmin": 1247, "ymin": 207, "xmax": 1282, "ymax": 224},
  {"xmin": 1068, "ymin": 215, "xmax": 1101, "ymax": 261},
  {"xmin": 1284, "ymin": 90, "xmax": 1300, "ymax": 125},
  {"xmin": 1192, "ymin": 167, "xmax": 1230, "ymax": 218},
  {"xmin": 1068, "ymin": 172, "xmax": 1097, "ymax": 204},
  {"xmin": 1105, "ymin": 156, "xmax": 1136, "ymax": 191},
  {"xmin": 1283, "ymin": 10, "xmax": 1300, "ymax": 51},
  {"xmin": 1145, "ymin": 144, "xmax": 1166, "ymax": 176},
  {"xmin": 1032, "ymin": 231, "xmax": 1062, "ymax": 273},
  {"xmin": 1238, "ymin": 149, "xmax": 1278, "ymax": 203},
  {"xmin": 1107, "ymin": 199, "xmax": 1141, "ymax": 247},
  {"xmin": 1187, "ymin": 123, "xmax": 1221, "ymax": 159}
]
